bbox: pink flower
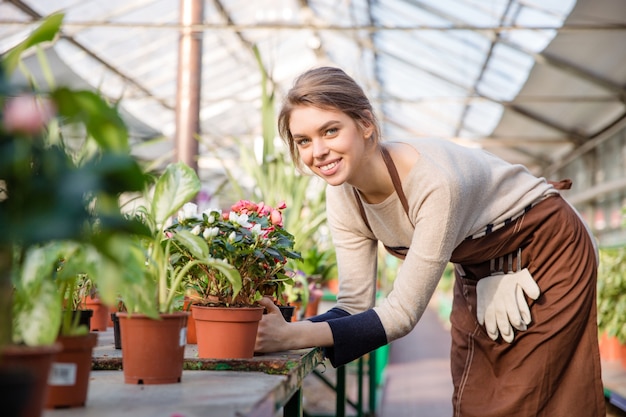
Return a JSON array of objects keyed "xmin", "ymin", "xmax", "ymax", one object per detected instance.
[
  {"xmin": 231, "ymin": 199, "xmax": 257, "ymax": 214},
  {"xmin": 256, "ymin": 201, "xmax": 270, "ymax": 216},
  {"xmin": 3, "ymin": 94, "xmax": 56, "ymax": 135},
  {"xmin": 270, "ymin": 209, "xmax": 283, "ymax": 227}
]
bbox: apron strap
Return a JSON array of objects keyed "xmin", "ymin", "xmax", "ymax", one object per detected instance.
[
  {"xmin": 548, "ymin": 178, "xmax": 572, "ymax": 190},
  {"xmin": 352, "ymin": 146, "xmax": 412, "ymax": 259}
]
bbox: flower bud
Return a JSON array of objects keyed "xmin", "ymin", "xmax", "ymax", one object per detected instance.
[{"xmin": 270, "ymin": 209, "xmax": 283, "ymax": 226}]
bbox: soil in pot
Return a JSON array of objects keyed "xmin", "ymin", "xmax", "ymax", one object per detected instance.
[
  {"xmin": 192, "ymin": 305, "xmax": 264, "ymax": 359},
  {"xmin": 45, "ymin": 333, "xmax": 98, "ymax": 409},
  {"xmin": 117, "ymin": 312, "xmax": 188, "ymax": 384}
]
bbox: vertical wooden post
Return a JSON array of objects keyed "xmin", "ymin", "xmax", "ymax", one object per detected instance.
[{"xmin": 175, "ymin": 0, "xmax": 204, "ymax": 172}]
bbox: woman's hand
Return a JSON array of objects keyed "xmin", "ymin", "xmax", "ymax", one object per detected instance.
[
  {"xmin": 255, "ymin": 297, "xmax": 294, "ymax": 353},
  {"xmin": 255, "ymin": 297, "xmax": 334, "ymax": 353}
]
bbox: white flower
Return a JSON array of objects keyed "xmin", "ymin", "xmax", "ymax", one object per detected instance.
[
  {"xmin": 229, "ymin": 212, "xmax": 251, "ymax": 228},
  {"xmin": 190, "ymin": 225, "xmax": 201, "ymax": 235},
  {"xmin": 203, "ymin": 227, "xmax": 219, "ymax": 239},
  {"xmin": 228, "ymin": 231, "xmax": 237, "ymax": 242},
  {"xmin": 250, "ymin": 223, "xmax": 262, "ymax": 236},
  {"xmin": 178, "ymin": 202, "xmax": 199, "ymax": 222},
  {"xmin": 202, "ymin": 208, "xmax": 221, "ymax": 224}
]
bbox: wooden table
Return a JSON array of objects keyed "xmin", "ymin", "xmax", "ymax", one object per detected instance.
[{"xmin": 44, "ymin": 329, "xmax": 324, "ymax": 417}]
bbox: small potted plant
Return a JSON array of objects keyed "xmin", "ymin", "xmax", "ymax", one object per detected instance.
[
  {"xmin": 114, "ymin": 161, "xmax": 241, "ymax": 381},
  {"xmin": 12, "ymin": 241, "xmax": 120, "ymax": 410},
  {"xmin": 166, "ymin": 199, "xmax": 301, "ymax": 358},
  {"xmin": 296, "ymin": 247, "xmax": 337, "ymax": 317},
  {"xmin": 281, "ymin": 272, "xmax": 310, "ymax": 321}
]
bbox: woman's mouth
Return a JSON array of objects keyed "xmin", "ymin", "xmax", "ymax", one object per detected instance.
[{"xmin": 319, "ymin": 161, "xmax": 338, "ymax": 172}]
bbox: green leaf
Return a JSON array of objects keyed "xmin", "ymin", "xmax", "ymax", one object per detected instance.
[
  {"xmin": 3, "ymin": 13, "xmax": 64, "ymax": 75},
  {"xmin": 51, "ymin": 88, "xmax": 129, "ymax": 152},
  {"xmin": 173, "ymin": 230, "xmax": 209, "ymax": 260},
  {"xmin": 151, "ymin": 162, "xmax": 201, "ymax": 227},
  {"xmin": 208, "ymin": 259, "xmax": 242, "ymax": 301},
  {"xmin": 13, "ymin": 278, "xmax": 61, "ymax": 346}
]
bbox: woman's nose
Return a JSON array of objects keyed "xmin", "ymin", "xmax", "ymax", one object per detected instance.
[{"xmin": 312, "ymin": 138, "xmax": 328, "ymax": 158}]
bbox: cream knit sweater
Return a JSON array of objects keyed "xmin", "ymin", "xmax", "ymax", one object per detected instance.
[{"xmin": 319, "ymin": 138, "xmax": 557, "ymax": 362}]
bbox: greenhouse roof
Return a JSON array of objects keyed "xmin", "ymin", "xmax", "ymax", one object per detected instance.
[{"xmin": 1, "ymin": 0, "xmax": 625, "ymax": 186}]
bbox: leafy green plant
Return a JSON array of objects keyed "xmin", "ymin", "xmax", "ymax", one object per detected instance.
[
  {"xmin": 12, "ymin": 241, "xmax": 116, "ymax": 345},
  {"xmin": 597, "ymin": 246, "xmax": 626, "ymax": 343},
  {"xmin": 298, "ymin": 247, "xmax": 337, "ymax": 285},
  {"xmin": 118, "ymin": 162, "xmax": 243, "ymax": 317},
  {"xmin": 1, "ymin": 13, "xmax": 148, "ymax": 347}
]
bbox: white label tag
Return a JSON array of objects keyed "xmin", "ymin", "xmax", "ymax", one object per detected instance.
[
  {"xmin": 180, "ymin": 327, "xmax": 187, "ymax": 346},
  {"xmin": 49, "ymin": 362, "xmax": 77, "ymax": 386}
]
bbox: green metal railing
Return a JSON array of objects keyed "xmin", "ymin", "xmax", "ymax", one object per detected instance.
[
  {"xmin": 304, "ymin": 344, "xmax": 389, "ymax": 417},
  {"xmin": 302, "ymin": 289, "xmax": 390, "ymax": 417}
]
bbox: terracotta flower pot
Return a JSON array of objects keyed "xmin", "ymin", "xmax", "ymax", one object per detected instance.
[
  {"xmin": 192, "ymin": 305, "xmax": 264, "ymax": 359},
  {"xmin": 325, "ymin": 278, "xmax": 339, "ymax": 294},
  {"xmin": 117, "ymin": 312, "xmax": 188, "ymax": 384},
  {"xmin": 0, "ymin": 343, "xmax": 62, "ymax": 417},
  {"xmin": 82, "ymin": 297, "xmax": 109, "ymax": 331},
  {"xmin": 599, "ymin": 332, "xmax": 623, "ymax": 362},
  {"xmin": 305, "ymin": 287, "xmax": 324, "ymax": 318},
  {"xmin": 45, "ymin": 333, "xmax": 98, "ymax": 409}
]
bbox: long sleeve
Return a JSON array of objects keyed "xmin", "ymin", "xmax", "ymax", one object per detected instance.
[{"xmin": 308, "ymin": 308, "xmax": 388, "ymax": 367}]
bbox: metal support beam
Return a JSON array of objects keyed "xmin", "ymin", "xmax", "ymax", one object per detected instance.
[{"xmin": 175, "ymin": 0, "xmax": 204, "ymax": 172}]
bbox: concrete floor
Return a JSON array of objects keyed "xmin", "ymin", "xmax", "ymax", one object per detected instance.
[{"xmin": 379, "ymin": 304, "xmax": 453, "ymax": 417}]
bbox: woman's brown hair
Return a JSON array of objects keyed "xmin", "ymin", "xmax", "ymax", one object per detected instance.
[{"xmin": 277, "ymin": 67, "xmax": 381, "ymax": 169}]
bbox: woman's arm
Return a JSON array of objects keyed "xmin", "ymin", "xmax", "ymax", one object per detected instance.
[{"xmin": 255, "ymin": 297, "xmax": 389, "ymax": 367}]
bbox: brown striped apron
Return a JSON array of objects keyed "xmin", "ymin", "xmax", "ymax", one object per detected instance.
[{"xmin": 354, "ymin": 148, "xmax": 605, "ymax": 416}]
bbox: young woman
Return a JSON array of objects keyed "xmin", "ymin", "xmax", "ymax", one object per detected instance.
[{"xmin": 255, "ymin": 66, "xmax": 605, "ymax": 416}]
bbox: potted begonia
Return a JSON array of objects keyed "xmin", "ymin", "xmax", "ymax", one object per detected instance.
[{"xmin": 166, "ymin": 199, "xmax": 301, "ymax": 358}]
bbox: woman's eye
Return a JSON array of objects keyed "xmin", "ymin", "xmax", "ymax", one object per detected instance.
[
  {"xmin": 295, "ymin": 138, "xmax": 310, "ymax": 146},
  {"xmin": 324, "ymin": 128, "xmax": 338, "ymax": 136}
]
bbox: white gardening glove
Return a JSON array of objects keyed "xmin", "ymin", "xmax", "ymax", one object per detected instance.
[{"xmin": 476, "ymin": 268, "xmax": 540, "ymax": 343}]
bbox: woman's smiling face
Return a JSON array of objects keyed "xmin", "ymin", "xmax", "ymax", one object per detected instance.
[{"xmin": 289, "ymin": 105, "xmax": 373, "ymax": 187}]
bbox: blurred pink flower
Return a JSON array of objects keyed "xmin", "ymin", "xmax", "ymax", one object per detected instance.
[{"xmin": 3, "ymin": 94, "xmax": 56, "ymax": 135}]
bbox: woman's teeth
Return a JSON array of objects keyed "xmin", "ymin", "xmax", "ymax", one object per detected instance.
[{"xmin": 320, "ymin": 161, "xmax": 338, "ymax": 172}]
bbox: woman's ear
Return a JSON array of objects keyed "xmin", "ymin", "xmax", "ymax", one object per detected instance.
[{"xmin": 361, "ymin": 110, "xmax": 375, "ymax": 140}]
